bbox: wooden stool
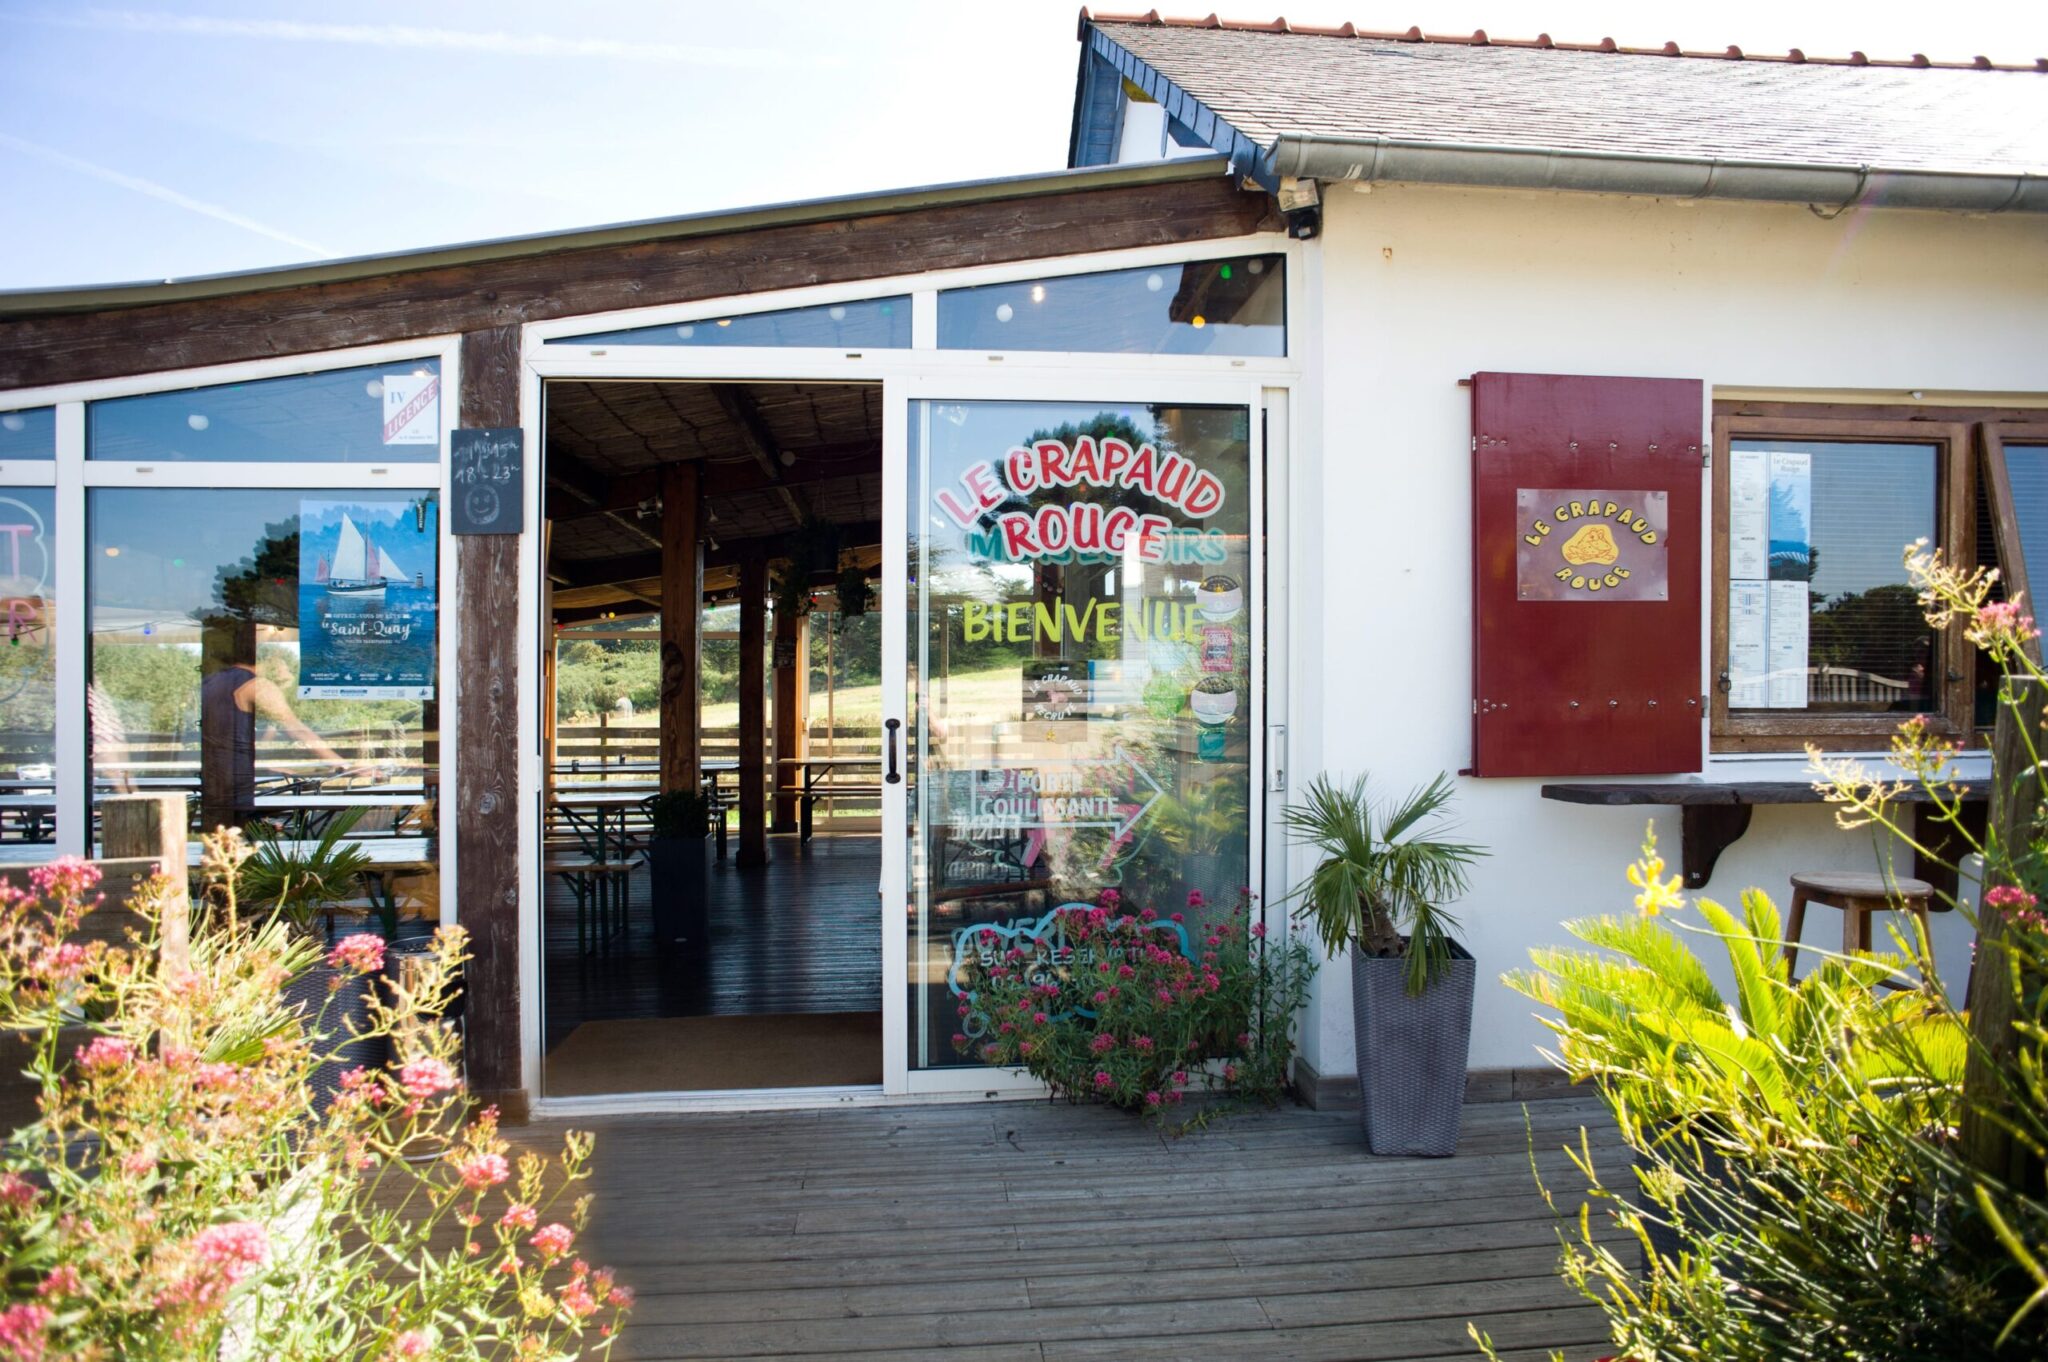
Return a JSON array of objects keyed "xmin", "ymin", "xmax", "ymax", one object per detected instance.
[{"xmin": 1783, "ymin": 871, "xmax": 1936, "ymax": 978}]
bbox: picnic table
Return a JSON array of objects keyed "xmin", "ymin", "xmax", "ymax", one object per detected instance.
[{"xmin": 777, "ymin": 755, "xmax": 883, "ymax": 842}]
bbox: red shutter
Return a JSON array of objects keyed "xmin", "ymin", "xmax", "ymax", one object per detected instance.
[{"xmin": 1471, "ymin": 372, "xmax": 1703, "ymax": 777}]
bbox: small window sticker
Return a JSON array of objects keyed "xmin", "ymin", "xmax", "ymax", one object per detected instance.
[{"xmin": 381, "ymin": 373, "xmax": 440, "ymax": 446}]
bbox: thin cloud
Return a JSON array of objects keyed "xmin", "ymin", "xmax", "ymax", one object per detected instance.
[
  {"xmin": 38, "ymin": 9, "xmax": 845, "ymax": 71},
  {"xmin": 0, "ymin": 133, "xmax": 332, "ymax": 259}
]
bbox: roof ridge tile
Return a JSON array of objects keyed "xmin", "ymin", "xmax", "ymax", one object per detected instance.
[{"xmin": 1076, "ymin": 8, "xmax": 2047, "ymax": 72}]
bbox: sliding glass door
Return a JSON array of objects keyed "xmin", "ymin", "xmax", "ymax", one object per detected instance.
[{"xmin": 892, "ymin": 390, "xmax": 1263, "ymax": 1089}]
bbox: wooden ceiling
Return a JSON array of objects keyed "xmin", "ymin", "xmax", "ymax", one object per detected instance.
[{"xmin": 546, "ymin": 380, "xmax": 882, "ymax": 619}]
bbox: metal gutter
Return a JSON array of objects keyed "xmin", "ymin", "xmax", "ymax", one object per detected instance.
[
  {"xmin": 0, "ymin": 158, "xmax": 1229, "ymax": 317},
  {"xmin": 1267, "ymin": 134, "xmax": 2048, "ymax": 213}
]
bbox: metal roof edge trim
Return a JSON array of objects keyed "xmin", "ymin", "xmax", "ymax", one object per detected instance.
[
  {"xmin": 0, "ymin": 158, "xmax": 1231, "ymax": 318},
  {"xmin": 1269, "ymin": 134, "xmax": 2048, "ymax": 213}
]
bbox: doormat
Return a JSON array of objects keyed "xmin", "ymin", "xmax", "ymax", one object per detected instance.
[{"xmin": 543, "ymin": 1011, "xmax": 883, "ymax": 1096}]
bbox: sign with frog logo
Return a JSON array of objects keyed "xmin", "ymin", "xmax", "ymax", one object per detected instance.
[{"xmin": 1513, "ymin": 488, "xmax": 1668, "ymax": 602}]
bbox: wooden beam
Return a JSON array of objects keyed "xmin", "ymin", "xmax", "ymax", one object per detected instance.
[
  {"xmin": 557, "ymin": 520, "xmax": 881, "ymax": 592},
  {"xmin": 660, "ymin": 462, "xmax": 703, "ymax": 795},
  {"xmin": 455, "ymin": 324, "xmax": 525, "ymax": 1119},
  {"xmin": 712, "ymin": 385, "xmax": 808, "ymax": 522},
  {"xmin": 772, "ymin": 609, "xmax": 808, "ymax": 831},
  {"xmin": 548, "ymin": 447, "xmax": 879, "ymax": 525},
  {"xmin": 737, "ymin": 549, "xmax": 768, "ymax": 868},
  {"xmin": 0, "ymin": 178, "xmax": 1275, "ymax": 389}
]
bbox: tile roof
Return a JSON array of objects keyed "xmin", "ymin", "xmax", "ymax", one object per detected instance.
[{"xmin": 1084, "ymin": 11, "xmax": 2048, "ymax": 177}]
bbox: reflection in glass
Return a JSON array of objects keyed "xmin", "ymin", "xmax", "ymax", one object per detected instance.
[
  {"xmin": 88, "ymin": 360, "xmax": 442, "ymax": 463},
  {"xmin": 0, "ymin": 408, "xmax": 56, "ymax": 462},
  {"xmin": 937, "ymin": 257, "xmax": 1285, "ymax": 356},
  {"xmin": 0, "ymin": 488, "xmax": 57, "ymax": 854},
  {"xmin": 548, "ymin": 297, "xmax": 911, "ymax": 349},
  {"xmin": 1728, "ymin": 440, "xmax": 1937, "ymax": 714},
  {"xmin": 2003, "ymin": 445, "xmax": 2048, "ymax": 601},
  {"xmin": 907, "ymin": 400, "xmax": 1256, "ymax": 1069},
  {"xmin": 88, "ymin": 489, "xmax": 440, "ymax": 915}
]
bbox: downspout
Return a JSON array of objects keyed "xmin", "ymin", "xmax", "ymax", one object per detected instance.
[{"xmin": 1267, "ymin": 134, "xmax": 2048, "ymax": 214}]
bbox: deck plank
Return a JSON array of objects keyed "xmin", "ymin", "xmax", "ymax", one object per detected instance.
[{"xmin": 525, "ymin": 1094, "xmax": 1622, "ymax": 1361}]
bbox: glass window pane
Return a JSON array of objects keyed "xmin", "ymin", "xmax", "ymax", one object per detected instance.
[
  {"xmin": 937, "ymin": 256, "xmax": 1285, "ymax": 356},
  {"xmin": 0, "ymin": 488, "xmax": 57, "ymax": 859},
  {"xmin": 89, "ymin": 488, "xmax": 440, "ymax": 919},
  {"xmin": 1726, "ymin": 440, "xmax": 1938, "ymax": 715},
  {"xmin": 906, "ymin": 399, "xmax": 1257, "ymax": 1070},
  {"xmin": 88, "ymin": 360, "xmax": 442, "ymax": 463},
  {"xmin": 0, "ymin": 408, "xmax": 56, "ymax": 461},
  {"xmin": 547, "ymin": 297, "xmax": 910, "ymax": 348},
  {"xmin": 2002, "ymin": 445, "xmax": 2048, "ymax": 601}
]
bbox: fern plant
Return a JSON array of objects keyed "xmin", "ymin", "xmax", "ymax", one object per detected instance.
[{"xmin": 1281, "ymin": 772, "xmax": 1484, "ymax": 994}]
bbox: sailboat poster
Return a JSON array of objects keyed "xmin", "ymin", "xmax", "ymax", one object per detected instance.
[{"xmin": 297, "ymin": 498, "xmax": 437, "ymax": 700}]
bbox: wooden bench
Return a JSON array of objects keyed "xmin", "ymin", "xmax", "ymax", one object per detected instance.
[{"xmin": 544, "ymin": 855, "xmax": 634, "ymax": 955}]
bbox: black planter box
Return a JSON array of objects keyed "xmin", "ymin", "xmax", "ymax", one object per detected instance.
[
  {"xmin": 647, "ymin": 834, "xmax": 709, "ymax": 949},
  {"xmin": 1350, "ymin": 940, "xmax": 1476, "ymax": 1157}
]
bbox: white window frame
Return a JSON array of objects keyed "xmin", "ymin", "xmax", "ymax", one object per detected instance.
[
  {"xmin": 0, "ymin": 338, "xmax": 461, "ymax": 914},
  {"xmin": 519, "ymin": 232, "xmax": 1306, "ymax": 1114}
]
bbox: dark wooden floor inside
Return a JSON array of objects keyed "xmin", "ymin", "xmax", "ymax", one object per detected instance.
[
  {"xmin": 543, "ymin": 833, "xmax": 883, "ymax": 1050},
  {"xmin": 537, "ymin": 1094, "xmax": 1625, "ymax": 1362}
]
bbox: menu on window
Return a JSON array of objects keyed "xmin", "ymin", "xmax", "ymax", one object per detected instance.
[{"xmin": 1726, "ymin": 448, "xmax": 1812, "ymax": 709}]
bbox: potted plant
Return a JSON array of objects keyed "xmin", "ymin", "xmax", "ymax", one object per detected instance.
[
  {"xmin": 644, "ymin": 788, "xmax": 713, "ymax": 950},
  {"xmin": 1285, "ymin": 772, "xmax": 1485, "ymax": 1156},
  {"xmin": 236, "ymin": 809, "xmax": 385, "ymax": 1097}
]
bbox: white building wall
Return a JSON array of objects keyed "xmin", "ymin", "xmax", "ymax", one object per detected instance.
[{"xmin": 1300, "ymin": 183, "xmax": 2048, "ymax": 1075}]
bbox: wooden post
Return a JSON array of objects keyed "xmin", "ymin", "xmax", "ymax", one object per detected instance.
[
  {"xmin": 660, "ymin": 462, "xmax": 704, "ymax": 795},
  {"xmin": 1961, "ymin": 675, "xmax": 2048, "ymax": 1191},
  {"xmin": 101, "ymin": 793, "xmax": 189, "ymax": 982},
  {"xmin": 737, "ymin": 549, "xmax": 768, "ymax": 867},
  {"xmin": 772, "ymin": 608, "xmax": 808, "ymax": 830},
  {"xmin": 455, "ymin": 326, "xmax": 525, "ymax": 1119}
]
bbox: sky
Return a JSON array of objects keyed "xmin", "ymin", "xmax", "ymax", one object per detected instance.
[{"xmin": 1, "ymin": 0, "xmax": 2044, "ymax": 291}]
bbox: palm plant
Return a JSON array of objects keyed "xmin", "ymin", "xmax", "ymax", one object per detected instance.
[
  {"xmin": 1283, "ymin": 772, "xmax": 1483, "ymax": 994},
  {"xmin": 237, "ymin": 805, "xmax": 373, "ymax": 938}
]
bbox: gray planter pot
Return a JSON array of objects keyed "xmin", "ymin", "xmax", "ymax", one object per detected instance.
[
  {"xmin": 281, "ymin": 960, "xmax": 382, "ymax": 1110},
  {"xmin": 647, "ymin": 833, "xmax": 709, "ymax": 949},
  {"xmin": 1350, "ymin": 940, "xmax": 1476, "ymax": 1157}
]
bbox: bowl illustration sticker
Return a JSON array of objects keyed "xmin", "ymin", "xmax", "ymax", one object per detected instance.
[
  {"xmin": 1189, "ymin": 675, "xmax": 1238, "ymax": 725},
  {"xmin": 1196, "ymin": 573, "xmax": 1242, "ymax": 620}
]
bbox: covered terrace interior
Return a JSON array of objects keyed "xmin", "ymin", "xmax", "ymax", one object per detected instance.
[{"xmin": 541, "ymin": 378, "xmax": 884, "ymax": 1098}]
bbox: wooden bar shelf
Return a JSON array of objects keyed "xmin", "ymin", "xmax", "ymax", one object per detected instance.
[{"xmin": 1540, "ymin": 780, "xmax": 1989, "ymax": 892}]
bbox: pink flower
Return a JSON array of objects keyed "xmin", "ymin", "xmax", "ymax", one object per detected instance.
[
  {"xmin": 499, "ymin": 1203, "xmax": 538, "ymax": 1231},
  {"xmin": 1250, "ymin": 922, "xmax": 1268, "ymax": 939},
  {"xmin": 121, "ymin": 1149, "xmax": 157, "ymax": 1178},
  {"xmin": 1173, "ymin": 1070, "xmax": 1189, "ymax": 1085},
  {"xmin": 192, "ymin": 1221, "xmax": 268, "ymax": 1277},
  {"xmin": 1089, "ymin": 1034, "xmax": 1116, "ymax": 1053},
  {"xmin": 560, "ymin": 1277, "xmax": 599, "ymax": 1318},
  {"xmin": 1985, "ymin": 885, "xmax": 2039, "ymax": 911},
  {"xmin": 35, "ymin": 1268, "xmax": 78, "ymax": 1300},
  {"xmin": 1186, "ymin": 890, "xmax": 1206, "ymax": 908},
  {"xmin": 608, "ymin": 1284, "xmax": 635, "ymax": 1309},
  {"xmin": 1093, "ymin": 1070, "xmax": 1113, "ymax": 1089},
  {"xmin": 390, "ymin": 1330, "xmax": 430, "ymax": 1359},
  {"xmin": 397, "ymin": 1057, "xmax": 457, "ymax": 1100},
  {"xmin": 949, "ymin": 1032, "xmax": 968, "ymax": 1047},
  {"xmin": 1090, "ymin": 990, "xmax": 1109, "ymax": 1005},
  {"xmin": 29, "ymin": 856, "xmax": 100, "ymax": 902},
  {"xmin": 1116, "ymin": 964, "xmax": 1134, "ymax": 979},
  {"xmin": 327, "ymin": 933, "xmax": 386, "ymax": 974},
  {"xmin": 1099, "ymin": 889, "xmax": 1121, "ymax": 908},
  {"xmin": 1169, "ymin": 912, "xmax": 1184, "ymax": 923},
  {"xmin": 1132, "ymin": 1036, "xmax": 1155, "ymax": 1052},
  {"xmin": 1031, "ymin": 1012, "xmax": 1048, "ymax": 1025},
  {"xmin": 531, "ymin": 1223, "xmax": 575, "ymax": 1259},
  {"xmin": 457, "ymin": 1151, "xmax": 510, "ymax": 1190},
  {"xmin": 1139, "ymin": 907, "xmax": 1156, "ymax": 922},
  {"xmin": 74, "ymin": 1035, "xmax": 133, "ymax": 1071},
  {"xmin": 1143, "ymin": 1091, "xmax": 1162, "ymax": 1107},
  {"xmin": 0, "ymin": 1304, "xmax": 51, "ymax": 1362},
  {"xmin": 0, "ymin": 1175, "xmax": 37, "ymax": 1211}
]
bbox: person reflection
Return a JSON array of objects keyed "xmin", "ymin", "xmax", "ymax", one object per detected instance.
[{"xmin": 199, "ymin": 619, "xmax": 370, "ymax": 832}]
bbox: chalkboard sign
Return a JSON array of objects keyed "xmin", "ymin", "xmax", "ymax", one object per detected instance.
[{"xmin": 450, "ymin": 428, "xmax": 523, "ymax": 535}]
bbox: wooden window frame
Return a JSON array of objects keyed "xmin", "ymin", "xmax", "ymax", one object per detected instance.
[
  {"xmin": 1709, "ymin": 407, "xmax": 1975, "ymax": 752},
  {"xmin": 1981, "ymin": 422, "xmax": 2048, "ymax": 668}
]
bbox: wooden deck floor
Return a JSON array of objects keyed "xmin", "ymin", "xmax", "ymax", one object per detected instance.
[{"xmin": 536, "ymin": 1093, "xmax": 1625, "ymax": 1362}]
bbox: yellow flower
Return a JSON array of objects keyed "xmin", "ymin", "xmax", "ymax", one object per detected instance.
[{"xmin": 1626, "ymin": 824, "xmax": 1686, "ymax": 917}]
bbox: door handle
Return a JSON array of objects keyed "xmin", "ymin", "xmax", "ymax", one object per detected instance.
[{"xmin": 885, "ymin": 718, "xmax": 902, "ymax": 784}]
